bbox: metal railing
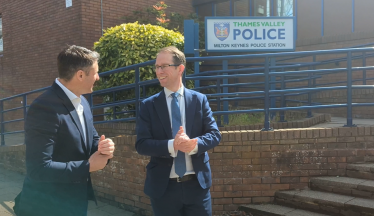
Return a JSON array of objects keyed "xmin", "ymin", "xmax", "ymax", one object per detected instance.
[{"xmin": 1, "ymin": 46, "xmax": 374, "ymax": 145}]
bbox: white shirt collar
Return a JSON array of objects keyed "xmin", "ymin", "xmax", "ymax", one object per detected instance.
[
  {"xmin": 164, "ymin": 85, "xmax": 184, "ymax": 98},
  {"xmin": 55, "ymin": 78, "xmax": 81, "ymax": 108}
]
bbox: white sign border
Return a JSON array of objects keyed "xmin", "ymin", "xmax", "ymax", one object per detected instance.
[{"xmin": 205, "ymin": 16, "xmax": 296, "ymax": 52}]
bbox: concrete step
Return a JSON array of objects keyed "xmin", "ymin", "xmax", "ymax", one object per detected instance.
[
  {"xmin": 347, "ymin": 163, "xmax": 374, "ymax": 180},
  {"xmin": 239, "ymin": 204, "xmax": 330, "ymax": 216},
  {"xmin": 310, "ymin": 176, "xmax": 374, "ymax": 198},
  {"xmin": 275, "ymin": 190, "xmax": 374, "ymax": 216}
]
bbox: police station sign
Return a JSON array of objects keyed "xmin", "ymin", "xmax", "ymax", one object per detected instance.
[{"xmin": 205, "ymin": 17, "xmax": 295, "ymax": 52}]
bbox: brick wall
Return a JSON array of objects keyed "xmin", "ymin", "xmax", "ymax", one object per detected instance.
[
  {"xmin": 0, "ymin": 145, "xmax": 25, "ymax": 174},
  {"xmin": 95, "ymin": 122, "xmax": 136, "ymax": 137},
  {"xmin": 1, "ymin": 127, "xmax": 374, "ymax": 215},
  {"xmin": 0, "ymin": 0, "xmax": 194, "ymax": 99},
  {"xmin": 90, "ymin": 126, "xmax": 374, "ymax": 216}
]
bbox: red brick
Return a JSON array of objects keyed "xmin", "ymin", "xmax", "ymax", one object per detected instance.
[
  {"xmin": 214, "ymin": 198, "xmax": 233, "ymax": 205},
  {"xmin": 233, "ymin": 198, "xmax": 252, "ymax": 204},
  {"xmin": 224, "ymin": 191, "xmax": 243, "ymax": 197}
]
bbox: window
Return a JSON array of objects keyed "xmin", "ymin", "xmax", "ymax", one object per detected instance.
[
  {"xmin": 234, "ymin": 0, "xmax": 250, "ymax": 16},
  {"xmin": 232, "ymin": 0, "xmax": 293, "ymax": 17},
  {"xmin": 274, "ymin": 0, "xmax": 293, "ymax": 17},
  {"xmin": 0, "ymin": 15, "xmax": 3, "ymax": 52},
  {"xmin": 215, "ymin": 1, "xmax": 231, "ymax": 16},
  {"xmin": 254, "ymin": 0, "xmax": 269, "ymax": 16}
]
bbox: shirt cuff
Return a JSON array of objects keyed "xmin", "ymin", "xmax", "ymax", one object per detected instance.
[
  {"xmin": 168, "ymin": 139, "xmax": 177, "ymax": 157},
  {"xmin": 188, "ymin": 144, "xmax": 198, "ymax": 155}
]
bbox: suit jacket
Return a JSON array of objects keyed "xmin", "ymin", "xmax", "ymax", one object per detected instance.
[
  {"xmin": 136, "ymin": 88, "xmax": 221, "ymax": 198},
  {"xmin": 14, "ymin": 82, "xmax": 100, "ymax": 216}
]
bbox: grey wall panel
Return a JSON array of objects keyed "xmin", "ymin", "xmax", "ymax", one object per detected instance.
[
  {"xmin": 324, "ymin": 0, "xmax": 351, "ymax": 36},
  {"xmin": 297, "ymin": 0, "xmax": 322, "ymax": 39}
]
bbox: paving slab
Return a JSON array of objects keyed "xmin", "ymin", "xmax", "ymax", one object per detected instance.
[
  {"xmin": 310, "ymin": 116, "xmax": 374, "ymax": 128},
  {"xmin": 0, "ymin": 166, "xmax": 135, "ymax": 216},
  {"xmin": 347, "ymin": 163, "xmax": 374, "ymax": 172},
  {"xmin": 345, "ymin": 197, "xmax": 374, "ymax": 212},
  {"xmin": 240, "ymin": 204, "xmax": 330, "ymax": 216},
  {"xmin": 294, "ymin": 190, "xmax": 355, "ymax": 208},
  {"xmin": 311, "ymin": 176, "xmax": 368, "ymax": 189}
]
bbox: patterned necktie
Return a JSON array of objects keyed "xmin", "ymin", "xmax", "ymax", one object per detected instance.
[{"xmin": 171, "ymin": 92, "xmax": 186, "ymax": 177}]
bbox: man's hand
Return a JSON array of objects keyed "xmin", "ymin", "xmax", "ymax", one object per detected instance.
[
  {"xmin": 173, "ymin": 126, "xmax": 198, "ymax": 153},
  {"xmin": 98, "ymin": 135, "xmax": 115, "ymax": 156},
  {"xmin": 178, "ymin": 138, "xmax": 198, "ymax": 153},
  {"xmin": 173, "ymin": 126, "xmax": 188, "ymax": 150},
  {"xmin": 88, "ymin": 151, "xmax": 113, "ymax": 172}
]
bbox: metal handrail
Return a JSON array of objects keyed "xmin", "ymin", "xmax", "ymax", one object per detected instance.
[{"xmin": 2, "ymin": 46, "xmax": 374, "ymax": 145}]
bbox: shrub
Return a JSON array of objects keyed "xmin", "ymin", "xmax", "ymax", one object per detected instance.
[
  {"xmin": 94, "ymin": 22, "xmax": 184, "ymax": 87},
  {"xmin": 93, "ymin": 22, "xmax": 189, "ymax": 119}
]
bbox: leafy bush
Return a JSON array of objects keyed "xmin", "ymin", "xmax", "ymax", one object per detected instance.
[
  {"xmin": 93, "ymin": 22, "xmax": 191, "ymax": 119},
  {"xmin": 94, "ymin": 22, "xmax": 184, "ymax": 87}
]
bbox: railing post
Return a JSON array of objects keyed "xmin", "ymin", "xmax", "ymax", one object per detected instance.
[
  {"xmin": 307, "ymin": 66, "xmax": 313, "ymax": 118},
  {"xmin": 89, "ymin": 94, "xmax": 93, "ymax": 113},
  {"xmin": 270, "ymin": 57, "xmax": 276, "ymax": 120},
  {"xmin": 313, "ymin": 55, "xmax": 317, "ymax": 88},
  {"xmin": 23, "ymin": 94, "xmax": 27, "ymax": 136},
  {"xmin": 194, "ymin": 22, "xmax": 200, "ymax": 89},
  {"xmin": 0, "ymin": 101, "xmax": 4, "ymax": 146},
  {"xmin": 112, "ymin": 92, "xmax": 116, "ymax": 120},
  {"xmin": 363, "ymin": 52, "xmax": 366, "ymax": 85},
  {"xmin": 216, "ymin": 80, "xmax": 222, "ymax": 127},
  {"xmin": 135, "ymin": 67, "xmax": 140, "ymax": 121},
  {"xmin": 279, "ymin": 70, "xmax": 286, "ymax": 122},
  {"xmin": 345, "ymin": 51, "xmax": 356, "ymax": 127},
  {"xmin": 262, "ymin": 57, "xmax": 272, "ymax": 131},
  {"xmin": 234, "ymin": 78, "xmax": 238, "ymax": 108},
  {"xmin": 223, "ymin": 60, "xmax": 229, "ymax": 125}
]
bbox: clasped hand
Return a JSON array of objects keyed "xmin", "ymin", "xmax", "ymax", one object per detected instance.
[
  {"xmin": 98, "ymin": 135, "xmax": 115, "ymax": 156},
  {"xmin": 173, "ymin": 126, "xmax": 197, "ymax": 153},
  {"xmin": 89, "ymin": 135, "xmax": 115, "ymax": 172}
]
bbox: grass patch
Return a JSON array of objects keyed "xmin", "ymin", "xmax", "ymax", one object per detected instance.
[{"xmin": 215, "ymin": 110, "xmax": 307, "ymax": 126}]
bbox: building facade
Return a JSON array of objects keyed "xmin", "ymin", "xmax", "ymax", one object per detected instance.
[
  {"xmin": 1, "ymin": 0, "xmax": 374, "ymax": 98},
  {"xmin": 0, "ymin": 0, "xmax": 193, "ymax": 98}
]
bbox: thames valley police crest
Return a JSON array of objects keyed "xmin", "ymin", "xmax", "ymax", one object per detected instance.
[{"xmin": 214, "ymin": 22, "xmax": 230, "ymax": 41}]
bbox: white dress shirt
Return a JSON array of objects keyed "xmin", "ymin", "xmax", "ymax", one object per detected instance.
[
  {"xmin": 165, "ymin": 86, "xmax": 198, "ymax": 178},
  {"xmin": 55, "ymin": 78, "xmax": 87, "ymax": 142}
]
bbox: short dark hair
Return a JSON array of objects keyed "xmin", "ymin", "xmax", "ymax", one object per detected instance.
[
  {"xmin": 157, "ymin": 46, "xmax": 186, "ymax": 66},
  {"xmin": 57, "ymin": 45, "xmax": 100, "ymax": 81}
]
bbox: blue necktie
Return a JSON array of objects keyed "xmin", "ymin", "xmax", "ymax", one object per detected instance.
[{"xmin": 171, "ymin": 92, "xmax": 186, "ymax": 177}]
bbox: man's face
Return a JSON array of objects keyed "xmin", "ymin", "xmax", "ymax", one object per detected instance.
[
  {"xmin": 81, "ymin": 60, "xmax": 99, "ymax": 94},
  {"xmin": 155, "ymin": 52, "xmax": 183, "ymax": 92}
]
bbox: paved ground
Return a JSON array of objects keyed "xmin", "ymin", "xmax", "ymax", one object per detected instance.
[
  {"xmin": 310, "ymin": 116, "xmax": 374, "ymax": 128},
  {"xmin": 0, "ymin": 167, "xmax": 135, "ymax": 216}
]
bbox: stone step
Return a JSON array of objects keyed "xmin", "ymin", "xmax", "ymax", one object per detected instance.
[
  {"xmin": 239, "ymin": 204, "xmax": 330, "ymax": 216},
  {"xmin": 275, "ymin": 190, "xmax": 374, "ymax": 216},
  {"xmin": 310, "ymin": 176, "xmax": 374, "ymax": 199},
  {"xmin": 347, "ymin": 163, "xmax": 374, "ymax": 180}
]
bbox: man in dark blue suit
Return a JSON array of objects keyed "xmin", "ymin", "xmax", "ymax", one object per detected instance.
[
  {"xmin": 136, "ymin": 46, "xmax": 221, "ymax": 216},
  {"xmin": 14, "ymin": 45, "xmax": 115, "ymax": 216}
]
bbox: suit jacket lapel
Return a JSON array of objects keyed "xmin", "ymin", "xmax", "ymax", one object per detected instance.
[
  {"xmin": 153, "ymin": 91, "xmax": 172, "ymax": 139},
  {"xmin": 184, "ymin": 88, "xmax": 196, "ymax": 137},
  {"xmin": 52, "ymin": 83, "xmax": 88, "ymax": 153},
  {"xmin": 83, "ymin": 100, "xmax": 92, "ymax": 155}
]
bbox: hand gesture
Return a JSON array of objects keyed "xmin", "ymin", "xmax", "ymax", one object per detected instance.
[
  {"xmin": 98, "ymin": 135, "xmax": 115, "ymax": 156},
  {"xmin": 173, "ymin": 126, "xmax": 198, "ymax": 153},
  {"xmin": 89, "ymin": 151, "xmax": 113, "ymax": 172}
]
